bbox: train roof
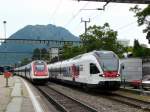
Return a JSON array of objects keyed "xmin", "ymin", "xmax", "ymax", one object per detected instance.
[
  {"xmin": 15, "ymin": 60, "xmax": 47, "ymax": 70},
  {"xmin": 70, "ymin": 50, "xmax": 115, "ymax": 60},
  {"xmin": 48, "ymin": 50, "xmax": 116, "ymax": 66}
]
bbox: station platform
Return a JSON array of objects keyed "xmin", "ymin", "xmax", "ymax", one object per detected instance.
[{"xmin": 0, "ymin": 75, "xmax": 38, "ymax": 112}]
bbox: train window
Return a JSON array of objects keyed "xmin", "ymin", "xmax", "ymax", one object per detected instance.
[
  {"xmin": 35, "ymin": 64, "xmax": 45, "ymax": 71},
  {"xmin": 63, "ymin": 67, "xmax": 70, "ymax": 77},
  {"xmin": 90, "ymin": 63, "xmax": 100, "ymax": 74},
  {"xmin": 95, "ymin": 52, "xmax": 117, "ymax": 58},
  {"xmin": 95, "ymin": 52, "xmax": 119, "ymax": 71}
]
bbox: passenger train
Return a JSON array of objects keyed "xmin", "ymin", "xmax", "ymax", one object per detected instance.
[
  {"xmin": 48, "ymin": 50, "xmax": 121, "ymax": 90},
  {"xmin": 15, "ymin": 60, "xmax": 49, "ymax": 84}
]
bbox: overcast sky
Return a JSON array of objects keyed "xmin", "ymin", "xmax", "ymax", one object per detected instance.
[{"xmin": 0, "ymin": 0, "xmax": 149, "ymax": 47}]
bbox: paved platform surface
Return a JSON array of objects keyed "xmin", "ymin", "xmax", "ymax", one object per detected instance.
[{"xmin": 0, "ymin": 75, "xmax": 35, "ymax": 112}]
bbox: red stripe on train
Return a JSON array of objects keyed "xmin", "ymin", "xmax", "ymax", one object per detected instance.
[{"xmin": 103, "ymin": 71, "xmax": 119, "ymax": 78}]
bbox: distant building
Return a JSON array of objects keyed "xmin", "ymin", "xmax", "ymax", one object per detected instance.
[
  {"xmin": 141, "ymin": 44, "xmax": 147, "ymax": 48},
  {"xmin": 49, "ymin": 47, "xmax": 59, "ymax": 59},
  {"xmin": 117, "ymin": 39, "xmax": 130, "ymax": 47}
]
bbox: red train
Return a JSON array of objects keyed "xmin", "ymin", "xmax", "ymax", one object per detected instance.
[{"xmin": 14, "ymin": 60, "xmax": 49, "ymax": 84}]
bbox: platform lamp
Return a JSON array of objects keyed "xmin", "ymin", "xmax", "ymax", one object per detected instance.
[{"xmin": 3, "ymin": 21, "xmax": 7, "ymax": 42}]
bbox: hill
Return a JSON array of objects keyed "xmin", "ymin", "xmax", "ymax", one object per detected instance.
[{"xmin": 0, "ymin": 24, "xmax": 80, "ymax": 65}]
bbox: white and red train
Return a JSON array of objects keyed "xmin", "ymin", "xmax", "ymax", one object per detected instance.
[
  {"xmin": 48, "ymin": 50, "xmax": 121, "ymax": 90},
  {"xmin": 14, "ymin": 51, "xmax": 121, "ymax": 90},
  {"xmin": 15, "ymin": 60, "xmax": 49, "ymax": 84}
]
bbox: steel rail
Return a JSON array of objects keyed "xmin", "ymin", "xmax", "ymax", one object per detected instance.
[
  {"xmin": 119, "ymin": 87, "xmax": 150, "ymax": 96},
  {"xmin": 36, "ymin": 85, "xmax": 98, "ymax": 112},
  {"xmin": 47, "ymin": 82, "xmax": 150, "ymax": 111},
  {"xmin": 104, "ymin": 93, "xmax": 150, "ymax": 111}
]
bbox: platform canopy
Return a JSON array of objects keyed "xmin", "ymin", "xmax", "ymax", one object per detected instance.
[{"xmin": 77, "ymin": 0, "xmax": 150, "ymax": 4}]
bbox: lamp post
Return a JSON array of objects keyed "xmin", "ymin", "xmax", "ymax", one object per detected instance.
[
  {"xmin": 3, "ymin": 21, "xmax": 7, "ymax": 42},
  {"xmin": 3, "ymin": 21, "xmax": 7, "ymax": 66}
]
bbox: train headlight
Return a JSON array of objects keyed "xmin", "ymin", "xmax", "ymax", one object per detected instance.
[
  {"xmin": 99, "ymin": 74, "xmax": 104, "ymax": 77},
  {"xmin": 116, "ymin": 74, "xmax": 120, "ymax": 77},
  {"xmin": 99, "ymin": 74, "xmax": 105, "ymax": 77}
]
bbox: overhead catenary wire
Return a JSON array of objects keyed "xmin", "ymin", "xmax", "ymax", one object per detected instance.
[
  {"xmin": 116, "ymin": 21, "xmax": 137, "ymax": 31},
  {"xmin": 71, "ymin": 21, "xmax": 82, "ymax": 32},
  {"xmin": 90, "ymin": 12, "xmax": 101, "ymax": 20},
  {"xmin": 64, "ymin": 3, "xmax": 102, "ymax": 34},
  {"xmin": 71, "ymin": 20, "xmax": 138, "ymax": 40},
  {"xmin": 79, "ymin": 1, "xmax": 110, "ymax": 21},
  {"xmin": 62, "ymin": 1, "xmax": 80, "ymax": 26},
  {"xmin": 64, "ymin": 1, "xmax": 90, "ymax": 27},
  {"xmin": 71, "ymin": 13, "xmax": 94, "ymax": 32},
  {"xmin": 49, "ymin": 0, "xmax": 62, "ymax": 24},
  {"xmin": 71, "ymin": 1, "xmax": 110, "ymax": 32},
  {"xmin": 81, "ymin": 0, "xmax": 109, "ymax": 11}
]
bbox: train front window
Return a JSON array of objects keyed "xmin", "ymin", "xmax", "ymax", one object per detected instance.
[
  {"xmin": 95, "ymin": 52, "xmax": 119, "ymax": 71},
  {"xmin": 35, "ymin": 64, "xmax": 45, "ymax": 71}
]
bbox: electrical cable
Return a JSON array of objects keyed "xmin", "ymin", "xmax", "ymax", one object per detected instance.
[
  {"xmin": 64, "ymin": 1, "xmax": 89, "ymax": 27},
  {"xmin": 116, "ymin": 21, "xmax": 137, "ymax": 31},
  {"xmin": 49, "ymin": 0, "xmax": 62, "ymax": 24}
]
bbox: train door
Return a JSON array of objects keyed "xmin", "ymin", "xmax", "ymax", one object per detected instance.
[
  {"xmin": 82, "ymin": 60, "xmax": 101, "ymax": 84},
  {"xmin": 75, "ymin": 61, "xmax": 89, "ymax": 83},
  {"xmin": 90, "ymin": 63, "xmax": 100, "ymax": 75}
]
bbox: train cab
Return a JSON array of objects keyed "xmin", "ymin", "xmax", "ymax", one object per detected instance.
[
  {"xmin": 31, "ymin": 60, "xmax": 49, "ymax": 83},
  {"xmin": 15, "ymin": 60, "xmax": 49, "ymax": 84}
]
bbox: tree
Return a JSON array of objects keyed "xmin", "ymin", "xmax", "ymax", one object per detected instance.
[
  {"xmin": 61, "ymin": 44, "xmax": 86, "ymax": 60},
  {"xmin": 80, "ymin": 23, "xmax": 125, "ymax": 57},
  {"xmin": 32, "ymin": 48, "xmax": 50, "ymax": 61},
  {"xmin": 41, "ymin": 48, "xmax": 50, "ymax": 60},
  {"xmin": 60, "ymin": 23, "xmax": 125, "ymax": 59},
  {"xmin": 130, "ymin": 5, "xmax": 150, "ymax": 43},
  {"xmin": 133, "ymin": 39, "xmax": 150, "ymax": 57},
  {"xmin": 20, "ymin": 58, "xmax": 30, "ymax": 66},
  {"xmin": 133, "ymin": 39, "xmax": 143, "ymax": 57},
  {"xmin": 32, "ymin": 48, "xmax": 40, "ymax": 60}
]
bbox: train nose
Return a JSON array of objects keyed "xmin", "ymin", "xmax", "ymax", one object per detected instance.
[
  {"xmin": 99, "ymin": 72, "xmax": 120, "ymax": 78},
  {"xmin": 98, "ymin": 81, "xmax": 121, "ymax": 90}
]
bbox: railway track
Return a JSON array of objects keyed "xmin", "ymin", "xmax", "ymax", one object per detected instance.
[
  {"xmin": 119, "ymin": 87, "xmax": 150, "ymax": 96},
  {"xmin": 91, "ymin": 89, "xmax": 150, "ymax": 111},
  {"xmin": 46, "ymin": 82, "xmax": 150, "ymax": 112},
  {"xmin": 36, "ymin": 85, "xmax": 98, "ymax": 112},
  {"xmin": 104, "ymin": 93, "xmax": 150, "ymax": 111}
]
